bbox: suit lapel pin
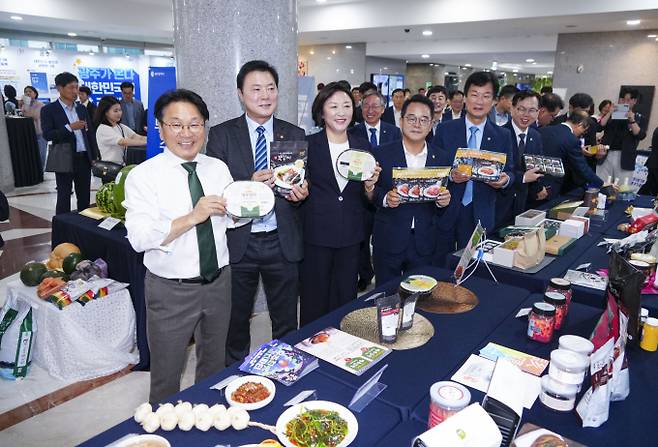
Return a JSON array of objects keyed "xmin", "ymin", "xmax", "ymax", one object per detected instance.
[{"xmin": 486, "ymin": 137, "xmax": 491, "ymax": 141}]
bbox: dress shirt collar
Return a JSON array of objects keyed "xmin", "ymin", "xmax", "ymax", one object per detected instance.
[
  {"xmin": 510, "ymin": 120, "xmax": 528, "ymax": 140},
  {"xmin": 561, "ymin": 122, "xmax": 574, "ymax": 134},
  {"xmin": 465, "ymin": 115, "xmax": 487, "ymax": 134},
  {"xmin": 245, "ymin": 113, "xmax": 274, "ymax": 137},
  {"xmin": 402, "ymin": 141, "xmax": 428, "ymax": 159},
  {"xmin": 58, "ymin": 97, "xmax": 75, "ymax": 111},
  {"xmin": 162, "ymin": 146, "xmax": 203, "ymax": 166},
  {"xmin": 365, "ymin": 121, "xmax": 381, "ymax": 133}
]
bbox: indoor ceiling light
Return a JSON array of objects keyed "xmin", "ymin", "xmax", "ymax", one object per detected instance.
[
  {"xmin": 331, "ymin": 49, "xmax": 336, "ymax": 54},
  {"xmin": 421, "ymin": 54, "xmax": 430, "ymax": 59},
  {"xmin": 626, "ymin": 19, "xmax": 641, "ymax": 26},
  {"xmin": 444, "ymin": 72, "xmax": 449, "ymax": 75},
  {"xmin": 648, "ymin": 34, "xmax": 657, "ymax": 38},
  {"xmin": 10, "ymin": 15, "xmax": 22, "ymax": 21},
  {"xmin": 67, "ymin": 32, "xmax": 77, "ymax": 37},
  {"xmin": 525, "ymin": 58, "xmax": 535, "ymax": 63},
  {"xmin": 309, "ymin": 50, "xmax": 314, "ymax": 55},
  {"xmin": 512, "ymin": 69, "xmax": 519, "ymax": 73},
  {"xmin": 316, "ymin": 0, "xmax": 327, "ymax": 3},
  {"xmin": 88, "ymin": 52, "xmax": 95, "ymax": 56},
  {"xmin": 345, "ymin": 45, "xmax": 352, "ymax": 49},
  {"xmin": 422, "ymin": 30, "xmax": 433, "ymax": 36},
  {"xmin": 532, "ymin": 62, "xmax": 537, "ymax": 65},
  {"xmin": 464, "ymin": 63, "xmax": 472, "ymax": 67}
]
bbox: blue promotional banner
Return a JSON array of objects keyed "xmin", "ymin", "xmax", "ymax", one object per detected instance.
[
  {"xmin": 29, "ymin": 72, "xmax": 49, "ymax": 94},
  {"xmin": 146, "ymin": 66, "xmax": 177, "ymax": 159},
  {"xmin": 77, "ymin": 67, "xmax": 141, "ymax": 104}
]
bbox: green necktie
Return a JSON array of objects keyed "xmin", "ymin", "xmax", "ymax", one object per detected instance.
[{"xmin": 181, "ymin": 162, "xmax": 219, "ymax": 282}]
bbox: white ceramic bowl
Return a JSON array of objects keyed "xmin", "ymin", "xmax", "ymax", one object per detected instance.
[
  {"xmin": 115, "ymin": 434, "xmax": 171, "ymax": 447},
  {"xmin": 275, "ymin": 400, "xmax": 358, "ymax": 447},
  {"xmin": 225, "ymin": 375, "xmax": 276, "ymax": 411}
]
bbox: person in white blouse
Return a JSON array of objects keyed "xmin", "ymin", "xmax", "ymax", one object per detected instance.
[
  {"xmin": 94, "ymin": 95, "xmax": 146, "ymax": 166},
  {"xmin": 123, "ymin": 89, "xmax": 233, "ymax": 403}
]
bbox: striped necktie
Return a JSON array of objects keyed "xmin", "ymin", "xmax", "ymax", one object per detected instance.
[
  {"xmin": 254, "ymin": 126, "xmax": 267, "ymax": 171},
  {"xmin": 369, "ymin": 127, "xmax": 378, "ymax": 147},
  {"xmin": 461, "ymin": 126, "xmax": 479, "ymax": 206}
]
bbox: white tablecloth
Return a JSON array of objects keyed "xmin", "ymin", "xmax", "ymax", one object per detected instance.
[{"xmin": 7, "ymin": 281, "xmax": 139, "ymax": 381}]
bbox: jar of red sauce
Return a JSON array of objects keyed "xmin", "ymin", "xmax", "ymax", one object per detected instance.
[
  {"xmin": 527, "ymin": 302, "xmax": 556, "ymax": 343},
  {"xmin": 546, "ymin": 278, "xmax": 572, "ymax": 311},
  {"xmin": 544, "ymin": 292, "xmax": 567, "ymax": 330}
]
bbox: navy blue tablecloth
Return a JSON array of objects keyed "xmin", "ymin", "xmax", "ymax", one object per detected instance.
[
  {"xmin": 79, "ymin": 364, "xmax": 402, "ymax": 447},
  {"xmin": 282, "ymin": 266, "xmax": 531, "ymax": 415},
  {"xmin": 51, "ymin": 212, "xmax": 149, "ymax": 370},
  {"xmin": 411, "ymin": 293, "xmax": 658, "ymax": 447}
]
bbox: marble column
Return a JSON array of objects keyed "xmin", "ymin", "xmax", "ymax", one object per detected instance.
[
  {"xmin": 0, "ymin": 117, "xmax": 15, "ymax": 193},
  {"xmin": 172, "ymin": 0, "xmax": 298, "ymax": 126}
]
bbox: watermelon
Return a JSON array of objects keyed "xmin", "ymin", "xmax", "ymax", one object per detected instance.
[
  {"xmin": 40, "ymin": 270, "xmax": 68, "ymax": 282},
  {"xmin": 20, "ymin": 262, "xmax": 48, "ymax": 287},
  {"xmin": 111, "ymin": 164, "xmax": 136, "ymax": 219},
  {"xmin": 96, "ymin": 182, "xmax": 116, "ymax": 214},
  {"xmin": 62, "ymin": 252, "xmax": 84, "ymax": 274}
]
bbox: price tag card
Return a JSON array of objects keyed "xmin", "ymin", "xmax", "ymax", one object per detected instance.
[{"xmin": 98, "ymin": 217, "xmax": 121, "ymax": 230}]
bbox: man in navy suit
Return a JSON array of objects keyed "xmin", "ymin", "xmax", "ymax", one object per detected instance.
[
  {"xmin": 41, "ymin": 72, "xmax": 97, "ymax": 215},
  {"xmin": 432, "ymin": 71, "xmax": 514, "ymax": 266},
  {"xmin": 538, "ymin": 110, "xmax": 603, "ymax": 201},
  {"xmin": 349, "ymin": 91, "xmax": 401, "ymax": 289},
  {"xmin": 381, "ymin": 88, "xmax": 405, "ymax": 127},
  {"xmin": 442, "ymin": 90, "xmax": 465, "ymax": 122},
  {"xmin": 426, "ymin": 85, "xmax": 449, "ymax": 144},
  {"xmin": 495, "ymin": 90, "xmax": 545, "ymax": 228},
  {"xmin": 371, "ymin": 95, "xmax": 451, "ymax": 285}
]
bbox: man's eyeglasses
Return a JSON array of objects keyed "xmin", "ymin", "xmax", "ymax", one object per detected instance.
[
  {"xmin": 404, "ymin": 115, "xmax": 431, "ymax": 126},
  {"xmin": 161, "ymin": 122, "xmax": 205, "ymax": 134},
  {"xmin": 516, "ymin": 106, "xmax": 539, "ymax": 115}
]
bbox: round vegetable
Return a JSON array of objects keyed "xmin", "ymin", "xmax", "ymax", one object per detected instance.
[
  {"xmin": 40, "ymin": 270, "xmax": 68, "ymax": 282},
  {"xmin": 20, "ymin": 262, "xmax": 48, "ymax": 287},
  {"xmin": 62, "ymin": 252, "xmax": 84, "ymax": 274}
]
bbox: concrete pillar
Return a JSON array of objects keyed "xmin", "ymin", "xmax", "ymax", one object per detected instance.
[{"xmin": 172, "ymin": 0, "xmax": 298, "ymax": 126}]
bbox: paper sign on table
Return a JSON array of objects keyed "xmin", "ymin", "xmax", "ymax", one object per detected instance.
[
  {"xmin": 98, "ymin": 217, "xmax": 121, "ymax": 230},
  {"xmin": 479, "ymin": 343, "xmax": 548, "ymax": 376}
]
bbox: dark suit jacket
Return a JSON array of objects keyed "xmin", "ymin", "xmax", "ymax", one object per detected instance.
[
  {"xmin": 119, "ymin": 99, "xmax": 146, "ymax": 135},
  {"xmin": 502, "ymin": 120, "xmax": 544, "ymax": 213},
  {"xmin": 302, "ymin": 130, "xmax": 370, "ymax": 248},
  {"xmin": 442, "ymin": 109, "xmax": 465, "ymax": 123},
  {"xmin": 600, "ymin": 111, "xmax": 648, "ymax": 170},
  {"xmin": 0, "ymin": 189, "xmax": 8, "ymax": 249},
  {"xmin": 381, "ymin": 106, "xmax": 399, "ymax": 126},
  {"xmin": 41, "ymin": 100, "xmax": 97, "ymax": 164},
  {"xmin": 550, "ymin": 114, "xmax": 598, "ymax": 172},
  {"xmin": 432, "ymin": 116, "xmax": 514, "ymax": 232},
  {"xmin": 82, "ymin": 101, "xmax": 100, "ymax": 156},
  {"xmin": 206, "ymin": 115, "xmax": 306, "ymax": 263},
  {"xmin": 539, "ymin": 123, "xmax": 603, "ymax": 197},
  {"xmin": 349, "ymin": 121, "xmax": 401, "ymax": 148},
  {"xmin": 372, "ymin": 140, "xmax": 442, "ymax": 256}
]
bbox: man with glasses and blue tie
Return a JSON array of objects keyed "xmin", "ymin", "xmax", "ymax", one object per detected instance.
[
  {"xmin": 432, "ymin": 71, "xmax": 515, "ymax": 267},
  {"xmin": 206, "ymin": 60, "xmax": 307, "ymax": 366}
]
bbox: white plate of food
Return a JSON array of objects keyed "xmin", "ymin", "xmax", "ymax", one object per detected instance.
[
  {"xmin": 400, "ymin": 274, "xmax": 438, "ymax": 294},
  {"xmin": 115, "ymin": 434, "xmax": 171, "ymax": 447},
  {"xmin": 274, "ymin": 163, "xmax": 304, "ymax": 190},
  {"xmin": 225, "ymin": 375, "xmax": 276, "ymax": 411},
  {"xmin": 275, "ymin": 400, "xmax": 358, "ymax": 447}
]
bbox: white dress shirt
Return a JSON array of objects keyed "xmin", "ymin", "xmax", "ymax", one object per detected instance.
[
  {"xmin": 328, "ymin": 140, "xmax": 350, "ymax": 192},
  {"xmin": 124, "ymin": 147, "xmax": 234, "ymax": 279},
  {"xmin": 394, "ymin": 108, "xmax": 402, "ymax": 128},
  {"xmin": 365, "ymin": 121, "xmax": 381, "ymax": 146},
  {"xmin": 58, "ymin": 98, "xmax": 87, "ymax": 153},
  {"xmin": 245, "ymin": 114, "xmax": 277, "ymax": 232}
]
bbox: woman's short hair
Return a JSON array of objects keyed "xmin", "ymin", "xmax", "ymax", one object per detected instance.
[{"xmin": 311, "ymin": 82, "xmax": 355, "ymax": 127}]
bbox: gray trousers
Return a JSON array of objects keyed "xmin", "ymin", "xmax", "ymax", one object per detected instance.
[{"xmin": 145, "ymin": 267, "xmax": 231, "ymax": 403}]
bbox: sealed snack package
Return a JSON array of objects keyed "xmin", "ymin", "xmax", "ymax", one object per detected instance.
[
  {"xmin": 610, "ymin": 311, "xmax": 629, "ymax": 402},
  {"xmin": 0, "ymin": 295, "xmax": 36, "ymax": 380},
  {"xmin": 576, "ymin": 338, "xmax": 614, "ymax": 427}
]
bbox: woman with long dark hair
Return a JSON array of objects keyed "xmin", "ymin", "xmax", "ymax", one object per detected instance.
[
  {"xmin": 20, "ymin": 86, "xmax": 47, "ymax": 168},
  {"xmin": 94, "ymin": 95, "xmax": 146, "ymax": 166},
  {"xmin": 299, "ymin": 82, "xmax": 380, "ymax": 326}
]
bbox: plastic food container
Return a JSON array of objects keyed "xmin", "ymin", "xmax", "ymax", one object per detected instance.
[
  {"xmin": 539, "ymin": 374, "xmax": 578, "ymax": 412},
  {"xmin": 546, "ymin": 277, "xmax": 572, "ymax": 308},
  {"xmin": 428, "ymin": 381, "xmax": 471, "ymax": 428},
  {"xmin": 544, "ymin": 292, "xmax": 567, "ymax": 330},
  {"xmin": 558, "ymin": 335, "xmax": 594, "ymax": 357},
  {"xmin": 527, "ymin": 302, "xmax": 556, "ymax": 343},
  {"xmin": 548, "ymin": 349, "xmax": 589, "ymax": 385}
]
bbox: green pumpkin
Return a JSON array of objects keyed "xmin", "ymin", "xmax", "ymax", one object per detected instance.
[
  {"xmin": 40, "ymin": 270, "xmax": 68, "ymax": 282},
  {"xmin": 20, "ymin": 262, "xmax": 48, "ymax": 287},
  {"xmin": 62, "ymin": 252, "xmax": 84, "ymax": 275}
]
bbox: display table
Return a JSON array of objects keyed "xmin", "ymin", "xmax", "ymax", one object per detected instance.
[
  {"xmin": 410, "ymin": 293, "xmax": 658, "ymax": 446},
  {"xmin": 7, "ymin": 281, "xmax": 138, "ymax": 381},
  {"xmin": 5, "ymin": 116, "xmax": 43, "ymax": 187},
  {"xmin": 51, "ymin": 212, "xmax": 149, "ymax": 370},
  {"xmin": 125, "ymin": 146, "xmax": 146, "ymax": 165}
]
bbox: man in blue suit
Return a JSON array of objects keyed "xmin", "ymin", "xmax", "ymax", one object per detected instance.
[
  {"xmin": 442, "ymin": 90, "xmax": 466, "ymax": 122},
  {"xmin": 432, "ymin": 71, "xmax": 514, "ymax": 266},
  {"xmin": 381, "ymin": 88, "xmax": 405, "ymax": 127},
  {"xmin": 426, "ymin": 85, "xmax": 449, "ymax": 145},
  {"xmin": 371, "ymin": 95, "xmax": 451, "ymax": 285},
  {"xmin": 537, "ymin": 110, "xmax": 603, "ymax": 202},
  {"xmin": 41, "ymin": 72, "xmax": 97, "ymax": 215},
  {"xmin": 496, "ymin": 90, "xmax": 545, "ymax": 228},
  {"xmin": 349, "ymin": 90, "xmax": 401, "ymax": 290}
]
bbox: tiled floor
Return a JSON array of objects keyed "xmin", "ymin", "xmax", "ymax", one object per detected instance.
[{"xmin": 0, "ymin": 173, "xmax": 371, "ymax": 447}]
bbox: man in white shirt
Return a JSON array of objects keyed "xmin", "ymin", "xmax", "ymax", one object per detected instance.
[{"xmin": 124, "ymin": 89, "xmax": 233, "ymax": 403}]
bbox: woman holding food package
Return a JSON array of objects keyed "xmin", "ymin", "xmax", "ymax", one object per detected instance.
[
  {"xmin": 370, "ymin": 94, "xmax": 451, "ymax": 286},
  {"xmin": 300, "ymin": 82, "xmax": 381, "ymax": 326}
]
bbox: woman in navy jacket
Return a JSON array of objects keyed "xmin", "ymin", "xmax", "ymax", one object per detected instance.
[{"xmin": 300, "ymin": 82, "xmax": 380, "ymax": 326}]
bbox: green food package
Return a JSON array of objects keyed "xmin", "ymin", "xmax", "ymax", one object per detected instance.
[{"xmin": 0, "ymin": 295, "xmax": 36, "ymax": 380}]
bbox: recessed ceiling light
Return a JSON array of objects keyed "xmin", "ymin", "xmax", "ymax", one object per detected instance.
[
  {"xmin": 331, "ymin": 49, "xmax": 336, "ymax": 54},
  {"xmin": 525, "ymin": 58, "xmax": 535, "ymax": 63},
  {"xmin": 309, "ymin": 50, "xmax": 314, "ymax": 55},
  {"xmin": 512, "ymin": 69, "xmax": 519, "ymax": 73},
  {"xmin": 626, "ymin": 19, "xmax": 641, "ymax": 26},
  {"xmin": 421, "ymin": 54, "xmax": 430, "ymax": 59},
  {"xmin": 532, "ymin": 62, "xmax": 537, "ymax": 65},
  {"xmin": 10, "ymin": 15, "xmax": 22, "ymax": 21},
  {"xmin": 67, "ymin": 32, "xmax": 77, "ymax": 37},
  {"xmin": 422, "ymin": 30, "xmax": 433, "ymax": 36},
  {"xmin": 444, "ymin": 72, "xmax": 449, "ymax": 75},
  {"xmin": 345, "ymin": 45, "xmax": 352, "ymax": 49},
  {"xmin": 316, "ymin": 0, "xmax": 327, "ymax": 3},
  {"xmin": 383, "ymin": 66, "xmax": 388, "ymax": 70},
  {"xmin": 464, "ymin": 63, "xmax": 472, "ymax": 67},
  {"xmin": 648, "ymin": 34, "xmax": 657, "ymax": 38},
  {"xmin": 88, "ymin": 52, "xmax": 95, "ymax": 56},
  {"xmin": 429, "ymin": 63, "xmax": 434, "ymax": 66},
  {"xmin": 326, "ymin": 56, "xmax": 331, "ymax": 60}
]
